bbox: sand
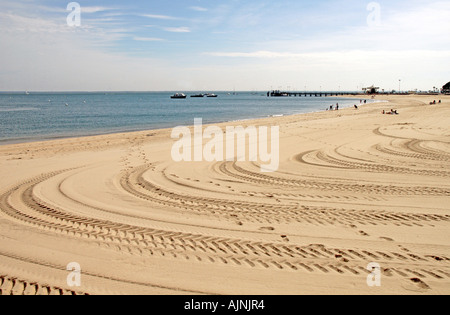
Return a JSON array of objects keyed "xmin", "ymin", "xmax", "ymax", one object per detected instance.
[{"xmin": 0, "ymin": 95, "xmax": 449, "ymax": 295}]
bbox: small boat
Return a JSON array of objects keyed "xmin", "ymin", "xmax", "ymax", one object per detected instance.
[
  {"xmin": 171, "ymin": 93, "xmax": 186, "ymax": 99},
  {"xmin": 270, "ymin": 90, "xmax": 289, "ymax": 97},
  {"xmin": 206, "ymin": 93, "xmax": 218, "ymax": 98},
  {"xmin": 190, "ymin": 94, "xmax": 204, "ymax": 98}
]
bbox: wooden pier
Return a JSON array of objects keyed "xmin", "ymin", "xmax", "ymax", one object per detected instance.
[{"xmin": 267, "ymin": 90, "xmax": 354, "ymax": 97}]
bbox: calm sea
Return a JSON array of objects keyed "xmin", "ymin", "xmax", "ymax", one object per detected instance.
[{"xmin": 0, "ymin": 92, "xmax": 367, "ymax": 144}]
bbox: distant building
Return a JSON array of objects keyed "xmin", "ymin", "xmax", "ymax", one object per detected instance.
[
  {"xmin": 442, "ymin": 82, "xmax": 450, "ymax": 94},
  {"xmin": 363, "ymin": 85, "xmax": 380, "ymax": 94}
]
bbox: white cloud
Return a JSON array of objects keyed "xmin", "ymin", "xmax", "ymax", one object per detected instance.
[
  {"xmin": 205, "ymin": 51, "xmax": 305, "ymax": 58},
  {"xmin": 141, "ymin": 14, "xmax": 180, "ymax": 20},
  {"xmin": 0, "ymin": 4, "xmax": 173, "ymax": 91},
  {"xmin": 199, "ymin": 49, "xmax": 450, "ymax": 91},
  {"xmin": 0, "ymin": 11, "xmax": 69, "ymax": 34},
  {"xmin": 0, "ymin": 28, "xmax": 174, "ymax": 91},
  {"xmin": 133, "ymin": 36, "xmax": 166, "ymax": 42},
  {"xmin": 82, "ymin": 6, "xmax": 114, "ymax": 14},
  {"xmin": 163, "ymin": 26, "xmax": 191, "ymax": 33},
  {"xmin": 1, "ymin": 0, "xmax": 449, "ymax": 92},
  {"xmin": 345, "ymin": 1, "xmax": 450, "ymax": 51},
  {"xmin": 190, "ymin": 6, "xmax": 208, "ymax": 12},
  {"xmin": 203, "ymin": 50, "xmax": 450, "ymax": 67}
]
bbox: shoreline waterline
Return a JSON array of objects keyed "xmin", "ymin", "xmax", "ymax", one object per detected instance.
[{"xmin": 0, "ymin": 93, "xmax": 381, "ymax": 146}]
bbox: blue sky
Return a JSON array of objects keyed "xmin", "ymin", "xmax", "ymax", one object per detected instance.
[{"xmin": 0, "ymin": 0, "xmax": 449, "ymax": 91}]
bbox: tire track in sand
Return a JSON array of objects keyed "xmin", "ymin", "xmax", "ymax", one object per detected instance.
[{"xmin": 1, "ymin": 169, "xmax": 448, "ymax": 289}]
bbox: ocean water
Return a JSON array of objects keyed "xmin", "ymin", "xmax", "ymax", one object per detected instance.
[{"xmin": 0, "ymin": 92, "xmax": 367, "ymax": 144}]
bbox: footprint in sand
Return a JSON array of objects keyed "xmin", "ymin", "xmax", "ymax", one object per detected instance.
[
  {"xmin": 426, "ymin": 255, "xmax": 445, "ymax": 262},
  {"xmin": 259, "ymin": 226, "xmax": 275, "ymax": 231},
  {"xmin": 334, "ymin": 254, "xmax": 349, "ymax": 263},
  {"xmin": 398, "ymin": 246, "xmax": 410, "ymax": 252},
  {"xmin": 402, "ymin": 278, "xmax": 431, "ymax": 292}
]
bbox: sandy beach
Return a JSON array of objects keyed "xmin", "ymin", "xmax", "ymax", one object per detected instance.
[{"xmin": 0, "ymin": 94, "xmax": 449, "ymax": 295}]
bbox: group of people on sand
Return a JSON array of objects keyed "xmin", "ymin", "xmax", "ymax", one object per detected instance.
[
  {"xmin": 430, "ymin": 100, "xmax": 441, "ymax": 105},
  {"xmin": 326, "ymin": 103, "xmax": 340, "ymax": 111},
  {"xmin": 383, "ymin": 109, "xmax": 399, "ymax": 115}
]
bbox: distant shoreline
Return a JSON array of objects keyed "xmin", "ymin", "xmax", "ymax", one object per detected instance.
[
  {"xmin": 3, "ymin": 93, "xmax": 442, "ymax": 147},
  {"xmin": 0, "ymin": 93, "xmax": 375, "ymax": 146}
]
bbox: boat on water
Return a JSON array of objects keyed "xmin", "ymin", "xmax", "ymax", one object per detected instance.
[
  {"xmin": 205, "ymin": 93, "xmax": 218, "ymax": 98},
  {"xmin": 270, "ymin": 90, "xmax": 289, "ymax": 97},
  {"xmin": 190, "ymin": 94, "xmax": 205, "ymax": 98},
  {"xmin": 171, "ymin": 93, "xmax": 187, "ymax": 99}
]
